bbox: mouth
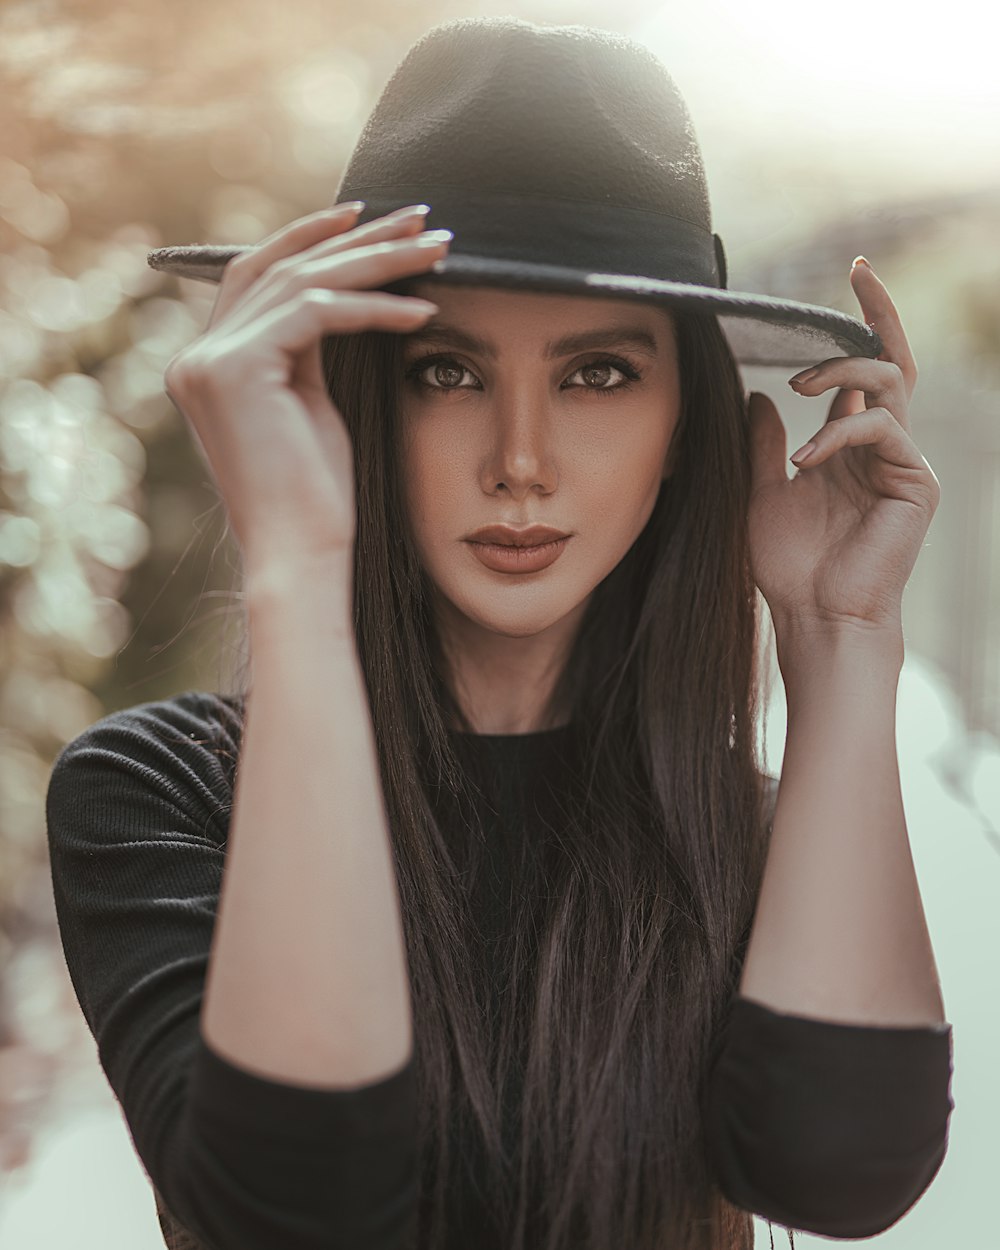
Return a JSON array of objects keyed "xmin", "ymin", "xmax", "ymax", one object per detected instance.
[
  {"xmin": 465, "ymin": 534, "xmax": 571, "ymax": 574},
  {"xmin": 469, "ymin": 538, "xmax": 557, "ymax": 549},
  {"xmin": 465, "ymin": 525, "xmax": 571, "ymax": 548}
]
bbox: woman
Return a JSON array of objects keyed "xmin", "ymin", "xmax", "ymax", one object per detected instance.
[{"xmin": 45, "ymin": 16, "xmax": 954, "ymax": 1250}]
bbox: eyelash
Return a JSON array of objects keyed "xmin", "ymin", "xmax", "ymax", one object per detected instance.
[{"xmin": 403, "ymin": 352, "xmax": 644, "ymax": 398}]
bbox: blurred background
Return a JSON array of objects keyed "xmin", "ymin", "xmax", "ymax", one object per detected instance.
[{"xmin": 0, "ymin": 0, "xmax": 997, "ymax": 1245}]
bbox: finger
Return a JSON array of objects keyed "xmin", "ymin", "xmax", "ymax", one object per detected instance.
[
  {"xmin": 788, "ymin": 356, "xmax": 910, "ymax": 434},
  {"xmin": 211, "ymin": 204, "xmax": 366, "ymax": 323},
  {"xmin": 791, "ymin": 406, "xmax": 931, "ymax": 479},
  {"xmin": 228, "ymin": 212, "xmax": 438, "ymax": 323},
  {"xmin": 213, "ymin": 205, "xmax": 437, "ymax": 327},
  {"xmin": 826, "ymin": 386, "xmax": 866, "ymax": 424},
  {"xmin": 218, "ymin": 231, "xmax": 453, "ymax": 333},
  {"xmin": 284, "ymin": 204, "xmax": 434, "ymax": 266},
  {"xmin": 220, "ymin": 289, "xmax": 439, "ymax": 370},
  {"xmin": 849, "ymin": 258, "xmax": 918, "ymax": 402},
  {"xmin": 224, "ymin": 203, "xmax": 429, "ymax": 292}
]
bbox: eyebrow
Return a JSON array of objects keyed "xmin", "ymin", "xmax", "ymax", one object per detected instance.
[{"xmin": 403, "ymin": 322, "xmax": 661, "ymax": 361}]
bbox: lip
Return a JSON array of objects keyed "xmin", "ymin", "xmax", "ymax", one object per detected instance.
[
  {"xmin": 466, "ymin": 535, "xmax": 570, "ymax": 574},
  {"xmin": 465, "ymin": 524, "xmax": 570, "ymax": 546}
]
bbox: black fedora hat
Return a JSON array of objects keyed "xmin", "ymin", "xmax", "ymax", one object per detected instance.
[{"xmin": 147, "ymin": 16, "xmax": 883, "ymax": 369}]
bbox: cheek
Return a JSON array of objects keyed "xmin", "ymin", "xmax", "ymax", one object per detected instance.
[
  {"xmin": 401, "ymin": 430, "xmax": 460, "ymax": 538},
  {"xmin": 583, "ymin": 429, "xmax": 669, "ymax": 508}
]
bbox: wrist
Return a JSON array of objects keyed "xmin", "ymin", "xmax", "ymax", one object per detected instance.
[
  {"xmin": 773, "ymin": 616, "xmax": 904, "ymax": 700},
  {"xmin": 246, "ymin": 552, "xmax": 356, "ymax": 641}
]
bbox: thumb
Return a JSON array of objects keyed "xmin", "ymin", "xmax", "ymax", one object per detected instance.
[{"xmin": 747, "ymin": 390, "xmax": 789, "ymax": 490}]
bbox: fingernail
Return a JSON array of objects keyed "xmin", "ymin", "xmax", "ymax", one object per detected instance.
[
  {"xmin": 416, "ymin": 229, "xmax": 454, "ymax": 246},
  {"xmin": 852, "ymin": 255, "xmax": 871, "ymax": 270},
  {"xmin": 790, "ymin": 442, "xmax": 816, "ymax": 465},
  {"xmin": 337, "ymin": 200, "xmax": 366, "ymax": 213},
  {"xmin": 789, "ymin": 366, "xmax": 819, "ymax": 385}
]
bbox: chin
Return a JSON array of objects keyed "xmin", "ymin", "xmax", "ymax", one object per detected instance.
[{"xmin": 445, "ymin": 580, "xmax": 594, "ymax": 640}]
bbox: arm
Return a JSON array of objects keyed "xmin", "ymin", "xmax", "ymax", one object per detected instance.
[
  {"xmin": 716, "ymin": 259, "xmax": 953, "ymax": 1235},
  {"xmin": 45, "ymin": 688, "xmax": 420, "ymax": 1250},
  {"xmin": 201, "ymin": 554, "xmax": 413, "ymax": 1085},
  {"xmin": 44, "ymin": 555, "xmax": 420, "ymax": 1250},
  {"xmin": 704, "ymin": 621, "xmax": 953, "ymax": 1238},
  {"xmin": 739, "ymin": 620, "xmax": 946, "ymax": 1027}
]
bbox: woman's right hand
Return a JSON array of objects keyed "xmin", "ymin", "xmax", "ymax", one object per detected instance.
[{"xmin": 163, "ymin": 202, "xmax": 450, "ymax": 577}]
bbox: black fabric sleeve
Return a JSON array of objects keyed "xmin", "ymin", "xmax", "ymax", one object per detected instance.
[
  {"xmin": 705, "ymin": 992, "xmax": 954, "ymax": 1239},
  {"xmin": 44, "ymin": 691, "xmax": 420, "ymax": 1250}
]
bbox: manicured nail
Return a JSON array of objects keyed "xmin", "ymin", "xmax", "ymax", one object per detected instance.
[
  {"xmin": 852, "ymin": 255, "xmax": 871, "ymax": 270},
  {"xmin": 337, "ymin": 201, "xmax": 366, "ymax": 213},
  {"xmin": 790, "ymin": 442, "xmax": 817, "ymax": 465},
  {"xmin": 789, "ymin": 367, "xmax": 819, "ymax": 385},
  {"xmin": 416, "ymin": 229, "xmax": 454, "ymax": 247}
]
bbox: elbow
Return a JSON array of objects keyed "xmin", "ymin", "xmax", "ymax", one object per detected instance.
[
  {"xmin": 710, "ymin": 1123, "xmax": 951, "ymax": 1238},
  {"xmin": 705, "ymin": 994, "xmax": 955, "ymax": 1237},
  {"xmin": 155, "ymin": 1133, "xmax": 422, "ymax": 1250},
  {"xmin": 146, "ymin": 1041, "xmax": 422, "ymax": 1250}
]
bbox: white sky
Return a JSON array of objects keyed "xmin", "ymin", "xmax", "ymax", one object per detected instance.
[{"xmin": 628, "ymin": 0, "xmax": 1000, "ymax": 201}]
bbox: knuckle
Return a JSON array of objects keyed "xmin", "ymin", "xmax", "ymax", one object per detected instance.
[
  {"xmin": 261, "ymin": 254, "xmax": 298, "ymax": 284},
  {"xmin": 224, "ymin": 250, "xmax": 254, "ymax": 276},
  {"xmin": 296, "ymin": 287, "xmax": 341, "ymax": 310},
  {"xmin": 164, "ymin": 349, "xmax": 203, "ymax": 396},
  {"xmin": 219, "ymin": 252, "xmax": 253, "ymax": 291},
  {"xmin": 920, "ymin": 475, "xmax": 941, "ymax": 513},
  {"xmin": 884, "ymin": 360, "xmax": 905, "ymax": 386},
  {"xmin": 165, "ymin": 345, "xmax": 237, "ymax": 397}
]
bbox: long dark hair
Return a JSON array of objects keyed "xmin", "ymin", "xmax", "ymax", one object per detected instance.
[{"xmin": 208, "ymin": 295, "xmax": 789, "ymax": 1250}]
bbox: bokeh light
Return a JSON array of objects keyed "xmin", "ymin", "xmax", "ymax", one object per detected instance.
[{"xmin": 0, "ymin": 2, "xmax": 995, "ymax": 1247}]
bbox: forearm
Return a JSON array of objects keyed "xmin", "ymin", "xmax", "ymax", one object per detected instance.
[
  {"xmin": 739, "ymin": 621, "xmax": 946, "ymax": 1028},
  {"xmin": 201, "ymin": 556, "xmax": 413, "ymax": 1087}
]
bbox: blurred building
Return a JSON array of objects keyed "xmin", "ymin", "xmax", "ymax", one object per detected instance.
[{"xmin": 740, "ymin": 184, "xmax": 1000, "ymax": 739}]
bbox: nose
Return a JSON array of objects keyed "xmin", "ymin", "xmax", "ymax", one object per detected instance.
[{"xmin": 481, "ymin": 403, "xmax": 559, "ymax": 497}]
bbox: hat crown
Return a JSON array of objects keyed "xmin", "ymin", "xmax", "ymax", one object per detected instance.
[
  {"xmin": 337, "ymin": 17, "xmax": 712, "ymax": 233},
  {"xmin": 146, "ymin": 15, "xmax": 884, "ymax": 367}
]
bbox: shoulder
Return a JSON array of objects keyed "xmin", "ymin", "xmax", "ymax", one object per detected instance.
[
  {"xmin": 46, "ymin": 690, "xmax": 247, "ymax": 848},
  {"xmin": 51, "ymin": 689, "xmax": 245, "ymax": 767}
]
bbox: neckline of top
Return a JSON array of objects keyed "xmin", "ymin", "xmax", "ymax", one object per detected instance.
[{"xmin": 448, "ymin": 723, "xmax": 574, "ymax": 741}]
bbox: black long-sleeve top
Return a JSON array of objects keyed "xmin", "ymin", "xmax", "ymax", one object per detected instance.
[{"xmin": 44, "ymin": 690, "xmax": 954, "ymax": 1250}]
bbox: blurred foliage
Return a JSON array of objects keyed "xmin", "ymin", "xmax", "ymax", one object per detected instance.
[
  {"xmin": 0, "ymin": 0, "xmax": 659, "ymax": 1185},
  {"xmin": 0, "ymin": 0, "xmax": 998, "ymax": 1195}
]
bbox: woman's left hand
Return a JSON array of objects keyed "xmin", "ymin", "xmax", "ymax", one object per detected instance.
[{"xmin": 746, "ymin": 257, "xmax": 940, "ymax": 635}]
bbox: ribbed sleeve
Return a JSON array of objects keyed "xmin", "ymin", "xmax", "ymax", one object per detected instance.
[
  {"xmin": 45, "ymin": 692, "xmax": 955, "ymax": 1248},
  {"xmin": 44, "ymin": 691, "xmax": 420, "ymax": 1250},
  {"xmin": 705, "ymin": 994, "xmax": 954, "ymax": 1238}
]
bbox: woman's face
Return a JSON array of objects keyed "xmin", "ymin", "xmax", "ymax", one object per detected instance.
[{"xmin": 399, "ymin": 283, "xmax": 681, "ymax": 650}]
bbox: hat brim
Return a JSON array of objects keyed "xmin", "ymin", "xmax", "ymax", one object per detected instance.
[{"xmin": 146, "ymin": 246, "xmax": 882, "ymax": 368}]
